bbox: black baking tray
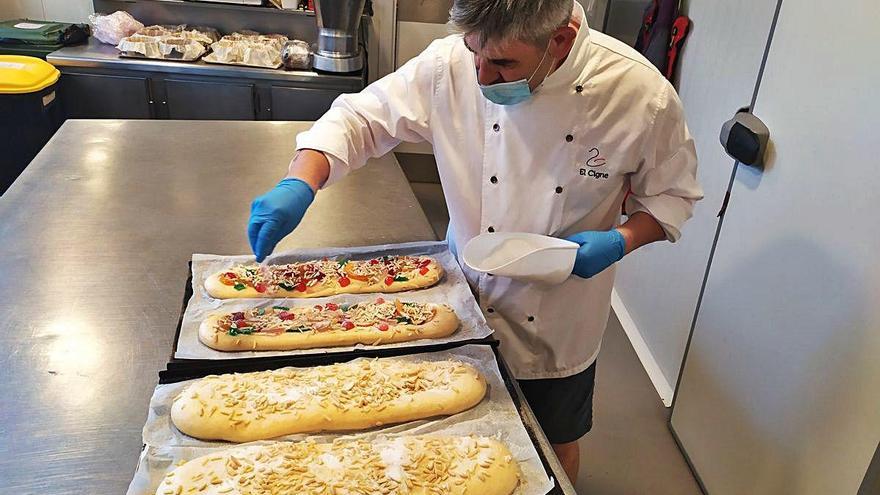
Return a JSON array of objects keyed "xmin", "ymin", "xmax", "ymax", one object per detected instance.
[
  {"xmin": 118, "ymin": 51, "xmax": 204, "ymax": 62},
  {"xmin": 166, "ymin": 261, "xmax": 499, "ymax": 372},
  {"xmin": 159, "ymin": 343, "xmax": 565, "ymax": 494}
]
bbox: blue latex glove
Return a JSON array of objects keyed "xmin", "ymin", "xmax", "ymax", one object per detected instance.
[
  {"xmin": 247, "ymin": 178, "xmax": 315, "ymax": 262},
  {"xmin": 565, "ymin": 230, "xmax": 627, "ymax": 279}
]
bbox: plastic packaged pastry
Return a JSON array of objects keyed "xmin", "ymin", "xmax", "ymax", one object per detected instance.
[
  {"xmin": 89, "ymin": 11, "xmax": 143, "ymax": 45},
  {"xmin": 282, "ymin": 39, "xmax": 311, "ymax": 69}
]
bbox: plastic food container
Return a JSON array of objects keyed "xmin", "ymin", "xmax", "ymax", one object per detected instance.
[
  {"xmin": 462, "ymin": 232, "xmax": 579, "ymax": 285},
  {"xmin": 0, "ymin": 55, "xmax": 61, "ymax": 193}
]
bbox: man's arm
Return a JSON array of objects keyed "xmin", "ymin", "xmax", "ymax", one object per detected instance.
[
  {"xmin": 293, "ymin": 39, "xmax": 442, "ymax": 190},
  {"xmin": 624, "ymin": 82, "xmax": 703, "ymax": 242},
  {"xmin": 248, "ymin": 39, "xmax": 445, "ymax": 261},
  {"xmin": 287, "ymin": 149, "xmax": 331, "ymax": 192},
  {"xmin": 616, "ymin": 211, "xmax": 666, "ymax": 255},
  {"xmin": 566, "ymin": 82, "xmax": 702, "ymax": 279}
]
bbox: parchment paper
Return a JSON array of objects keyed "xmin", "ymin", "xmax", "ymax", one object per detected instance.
[
  {"xmin": 131, "ymin": 345, "xmax": 553, "ymax": 495},
  {"xmin": 175, "ymin": 241, "xmax": 494, "ymax": 360},
  {"xmin": 203, "ymin": 35, "xmax": 286, "ymax": 69}
]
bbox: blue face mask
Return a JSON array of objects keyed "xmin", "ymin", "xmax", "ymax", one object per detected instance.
[{"xmin": 479, "ymin": 44, "xmax": 553, "ymax": 105}]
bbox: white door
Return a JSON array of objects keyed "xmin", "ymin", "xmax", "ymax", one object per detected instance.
[{"xmin": 671, "ymin": 1, "xmax": 880, "ymax": 493}]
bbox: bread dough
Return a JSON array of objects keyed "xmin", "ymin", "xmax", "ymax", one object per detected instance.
[
  {"xmin": 155, "ymin": 435, "xmax": 519, "ymax": 495},
  {"xmin": 171, "ymin": 359, "xmax": 487, "ymax": 442},
  {"xmin": 198, "ymin": 302, "xmax": 459, "ymax": 352},
  {"xmin": 205, "ymin": 257, "xmax": 443, "ymax": 299}
]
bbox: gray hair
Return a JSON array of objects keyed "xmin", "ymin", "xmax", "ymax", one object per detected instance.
[{"xmin": 450, "ymin": 0, "xmax": 574, "ymax": 47}]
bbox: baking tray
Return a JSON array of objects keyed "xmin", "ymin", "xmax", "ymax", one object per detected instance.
[
  {"xmin": 151, "ymin": 345, "xmax": 566, "ymax": 494},
  {"xmin": 165, "ymin": 260, "xmax": 497, "ymax": 375},
  {"xmin": 164, "ymin": 268, "xmax": 496, "ymax": 375},
  {"xmin": 118, "ymin": 52, "xmax": 204, "ymax": 63},
  {"xmin": 170, "ymin": 242, "xmax": 496, "ymax": 367},
  {"xmin": 202, "ymin": 56, "xmax": 282, "ymax": 69}
]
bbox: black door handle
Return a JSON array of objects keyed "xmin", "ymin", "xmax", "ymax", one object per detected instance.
[{"xmin": 720, "ymin": 110, "xmax": 770, "ymax": 169}]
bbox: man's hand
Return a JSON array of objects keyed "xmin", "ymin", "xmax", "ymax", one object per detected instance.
[
  {"xmin": 566, "ymin": 212, "xmax": 667, "ymax": 279},
  {"xmin": 247, "ymin": 178, "xmax": 315, "ymax": 262},
  {"xmin": 565, "ymin": 230, "xmax": 626, "ymax": 279}
]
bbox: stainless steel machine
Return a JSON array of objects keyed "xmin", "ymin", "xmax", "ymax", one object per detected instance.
[{"xmin": 313, "ymin": 0, "xmax": 367, "ymax": 73}]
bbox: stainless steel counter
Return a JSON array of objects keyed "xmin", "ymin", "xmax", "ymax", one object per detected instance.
[
  {"xmin": 0, "ymin": 120, "xmax": 574, "ymax": 494},
  {"xmin": 48, "ymin": 39, "xmax": 363, "ymax": 88},
  {"xmin": 0, "ymin": 120, "xmax": 432, "ymax": 493}
]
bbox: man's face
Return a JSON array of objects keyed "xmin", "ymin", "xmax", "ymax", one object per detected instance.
[{"xmin": 463, "ymin": 33, "xmax": 550, "ymax": 91}]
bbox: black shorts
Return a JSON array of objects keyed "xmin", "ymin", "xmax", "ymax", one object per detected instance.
[{"xmin": 517, "ymin": 362, "xmax": 597, "ymax": 444}]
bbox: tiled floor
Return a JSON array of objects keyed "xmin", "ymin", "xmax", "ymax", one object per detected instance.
[
  {"xmin": 578, "ymin": 313, "xmax": 702, "ymax": 494},
  {"xmin": 408, "ymin": 177, "xmax": 702, "ymax": 495}
]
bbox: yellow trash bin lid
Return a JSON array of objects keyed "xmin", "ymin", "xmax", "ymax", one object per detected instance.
[{"xmin": 0, "ymin": 55, "xmax": 60, "ymax": 94}]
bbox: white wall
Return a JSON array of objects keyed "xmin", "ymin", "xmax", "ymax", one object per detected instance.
[
  {"xmin": 394, "ymin": 0, "xmax": 608, "ymax": 69},
  {"xmin": 395, "ymin": 20, "xmax": 448, "ymax": 68},
  {"xmin": 611, "ymin": 0, "xmax": 779, "ymax": 404},
  {"xmin": 583, "ymin": 0, "xmax": 607, "ymax": 30},
  {"xmin": 0, "ymin": 0, "xmax": 93, "ymax": 23},
  {"xmin": 0, "ymin": 1, "xmax": 43, "ymax": 20}
]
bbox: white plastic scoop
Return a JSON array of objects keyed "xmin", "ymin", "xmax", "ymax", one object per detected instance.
[{"xmin": 462, "ymin": 232, "xmax": 579, "ymax": 285}]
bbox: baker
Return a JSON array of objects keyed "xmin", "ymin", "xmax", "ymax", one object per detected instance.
[{"xmin": 246, "ymin": 0, "xmax": 702, "ymax": 482}]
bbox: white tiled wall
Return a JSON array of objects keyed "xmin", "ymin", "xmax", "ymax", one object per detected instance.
[
  {"xmin": 0, "ymin": 0, "xmax": 44, "ymax": 20},
  {"xmin": 0, "ymin": 0, "xmax": 93, "ymax": 23}
]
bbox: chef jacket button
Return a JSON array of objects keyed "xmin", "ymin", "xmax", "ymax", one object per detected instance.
[
  {"xmin": 487, "ymin": 226, "xmax": 495, "ymax": 233},
  {"xmin": 575, "ymin": 84, "xmax": 584, "ymax": 93},
  {"xmin": 565, "ymin": 134, "xmax": 573, "ymax": 142},
  {"xmin": 527, "ymin": 316, "xmax": 535, "ymax": 322},
  {"xmin": 490, "ymin": 175, "xmax": 498, "ymax": 184},
  {"xmin": 487, "ymin": 307, "xmax": 495, "ymax": 313},
  {"xmin": 492, "ymin": 123, "xmax": 500, "ymax": 132},
  {"xmin": 555, "ymin": 186, "xmax": 563, "ymax": 194}
]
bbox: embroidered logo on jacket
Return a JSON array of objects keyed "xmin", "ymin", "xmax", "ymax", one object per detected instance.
[{"xmin": 579, "ymin": 147, "xmax": 609, "ymax": 179}]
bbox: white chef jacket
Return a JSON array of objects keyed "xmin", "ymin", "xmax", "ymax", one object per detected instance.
[{"xmin": 296, "ymin": 2, "xmax": 703, "ymax": 379}]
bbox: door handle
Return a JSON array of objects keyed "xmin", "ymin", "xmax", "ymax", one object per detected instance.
[{"xmin": 720, "ymin": 110, "xmax": 770, "ymax": 169}]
